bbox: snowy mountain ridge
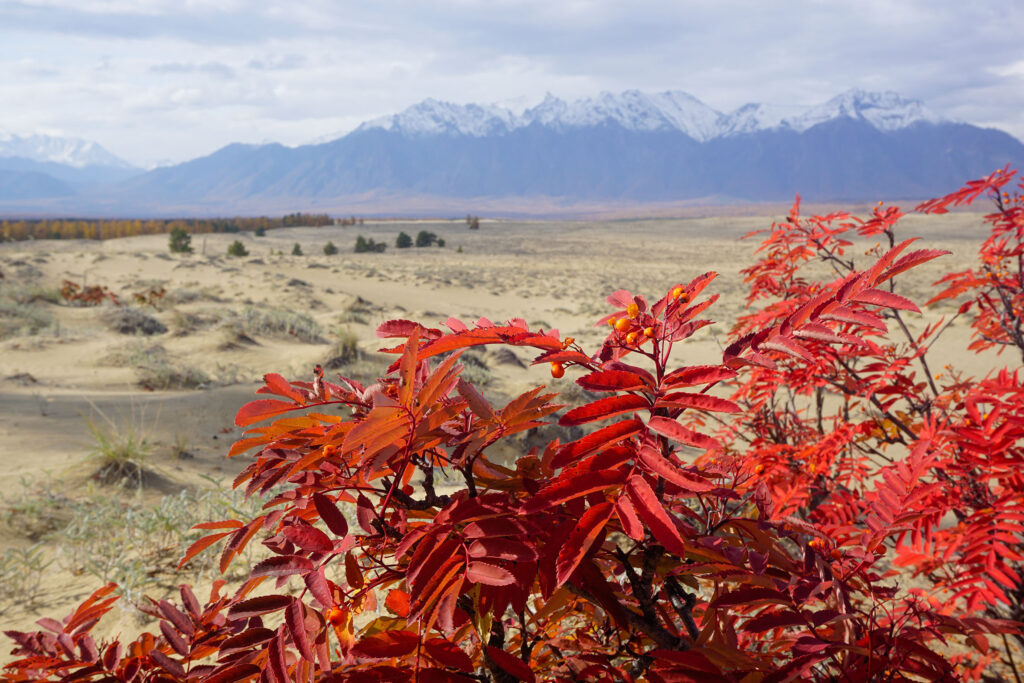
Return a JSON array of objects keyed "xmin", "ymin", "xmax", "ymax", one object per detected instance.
[
  {"xmin": 0, "ymin": 130, "xmax": 135, "ymax": 169},
  {"xmin": 356, "ymin": 88, "xmax": 947, "ymax": 141}
]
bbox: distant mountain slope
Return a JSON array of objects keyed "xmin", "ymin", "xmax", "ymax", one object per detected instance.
[
  {"xmin": 2, "ymin": 89, "xmax": 1023, "ymax": 215},
  {"xmin": 0, "ymin": 169, "xmax": 75, "ymax": 200}
]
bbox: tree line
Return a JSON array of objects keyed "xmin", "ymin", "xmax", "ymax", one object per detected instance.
[{"xmin": 0, "ymin": 213, "xmax": 333, "ymax": 242}]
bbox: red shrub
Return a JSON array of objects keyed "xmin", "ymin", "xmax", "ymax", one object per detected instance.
[{"xmin": 6, "ymin": 169, "xmax": 1024, "ymax": 681}]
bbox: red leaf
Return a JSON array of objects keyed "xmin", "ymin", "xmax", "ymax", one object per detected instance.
[
  {"xmin": 556, "ymin": 502, "xmax": 614, "ymax": 586},
  {"xmin": 849, "ymin": 287, "xmax": 920, "ymax": 313},
  {"xmin": 148, "ymin": 650, "xmax": 185, "ymax": 679},
  {"xmin": 425, "ymin": 638, "xmax": 474, "ymax": 672},
  {"xmin": 576, "ymin": 369, "xmax": 650, "ymax": 392},
  {"xmin": 467, "ymin": 561, "xmax": 516, "ymax": 586},
  {"xmin": 177, "ymin": 530, "xmax": 232, "ymax": 569},
  {"xmin": 303, "ymin": 568, "xmax": 334, "ymax": 609},
  {"xmin": 228, "ymin": 595, "xmax": 293, "ymax": 620},
  {"xmin": 708, "ymin": 587, "xmax": 790, "ymax": 608},
  {"xmin": 655, "ymin": 392, "xmax": 739, "ymax": 413},
  {"xmin": 559, "ymin": 394, "xmax": 649, "ymax": 426},
  {"xmin": 742, "ymin": 611, "xmax": 807, "ymax": 632},
  {"xmin": 234, "ymin": 399, "xmax": 298, "ymax": 427},
  {"xmin": 552, "ymin": 418, "xmax": 643, "ymax": 469},
  {"xmin": 626, "ymin": 475, "xmax": 687, "ymax": 555},
  {"xmin": 638, "ymin": 447, "xmax": 715, "ymax": 493},
  {"xmin": 204, "ymin": 663, "xmax": 262, "ymax": 683},
  {"xmin": 251, "ymin": 555, "xmax": 313, "ymax": 578},
  {"xmin": 218, "ymin": 627, "xmax": 275, "ymax": 656},
  {"xmin": 345, "ymin": 552, "xmax": 364, "ymax": 589},
  {"xmin": 283, "ymin": 524, "xmax": 333, "ymax": 553},
  {"xmin": 285, "ymin": 599, "xmax": 314, "ymax": 662},
  {"xmin": 615, "ymin": 496, "xmax": 645, "ymax": 541},
  {"xmin": 661, "ymin": 365, "xmax": 737, "ymax": 389},
  {"xmin": 259, "ymin": 372, "xmax": 306, "ymax": 404},
  {"xmin": 385, "ymin": 589, "xmax": 410, "ymax": 617},
  {"xmin": 486, "ymin": 645, "xmax": 536, "ymax": 682},
  {"xmin": 312, "ymin": 493, "xmax": 349, "ymax": 538},
  {"xmin": 457, "ymin": 378, "xmax": 495, "ymax": 420},
  {"xmin": 352, "ymin": 630, "xmax": 420, "ymax": 659},
  {"xmin": 523, "ymin": 468, "xmax": 628, "ymax": 512},
  {"xmin": 647, "ymin": 416, "xmax": 720, "ymax": 450},
  {"xmin": 468, "ymin": 538, "xmax": 538, "ymax": 562}
]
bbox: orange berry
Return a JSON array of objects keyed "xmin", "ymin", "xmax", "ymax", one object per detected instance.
[
  {"xmin": 643, "ymin": 326, "xmax": 654, "ymax": 337},
  {"xmin": 754, "ymin": 464, "xmax": 765, "ymax": 475},
  {"xmin": 830, "ymin": 548, "xmax": 842, "ymax": 561},
  {"xmin": 615, "ymin": 318, "xmax": 631, "ymax": 332},
  {"xmin": 678, "ymin": 293, "xmax": 691, "ymax": 305},
  {"xmin": 626, "ymin": 303, "xmax": 640, "ymax": 319},
  {"xmin": 325, "ymin": 607, "xmax": 344, "ymax": 625},
  {"xmin": 625, "ymin": 331, "xmax": 638, "ymax": 345},
  {"xmin": 607, "ymin": 317, "xmax": 617, "ymax": 327},
  {"xmin": 671, "ymin": 286, "xmax": 684, "ymax": 300},
  {"xmin": 550, "ymin": 362, "xmax": 565, "ymax": 379},
  {"xmin": 322, "ymin": 444, "xmax": 338, "ymax": 458}
]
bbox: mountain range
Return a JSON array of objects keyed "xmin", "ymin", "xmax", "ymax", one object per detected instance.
[{"xmin": 1, "ymin": 89, "xmax": 1022, "ymax": 217}]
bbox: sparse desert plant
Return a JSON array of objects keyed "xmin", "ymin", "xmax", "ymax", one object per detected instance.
[
  {"xmin": 226, "ymin": 240, "xmax": 248, "ymax": 257},
  {"xmin": 292, "ymin": 242, "xmax": 303, "ymax": 256},
  {"xmin": 395, "ymin": 231, "xmax": 412, "ymax": 248},
  {"xmin": 254, "ymin": 226, "xmax": 266, "ymax": 237},
  {"xmin": 0, "ymin": 298, "xmax": 56, "ymax": 339},
  {"xmin": 322, "ymin": 241, "xmax": 338, "ymax": 256},
  {"xmin": 231, "ymin": 305, "xmax": 325, "ymax": 343},
  {"xmin": 9, "ymin": 169, "xmax": 1024, "ymax": 681},
  {"xmin": 168, "ymin": 227, "xmax": 193, "ymax": 254},
  {"xmin": 104, "ymin": 306, "xmax": 168, "ymax": 336},
  {"xmin": 136, "ymin": 358, "xmax": 210, "ymax": 391},
  {"xmin": 437, "ymin": 238, "xmax": 445, "ymax": 247}
]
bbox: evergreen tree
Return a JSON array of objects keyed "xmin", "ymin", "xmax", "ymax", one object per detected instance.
[{"xmin": 168, "ymin": 227, "xmax": 193, "ymax": 254}]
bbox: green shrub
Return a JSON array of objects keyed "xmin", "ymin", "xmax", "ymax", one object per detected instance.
[
  {"xmin": 415, "ymin": 230, "xmax": 438, "ymax": 247},
  {"xmin": 168, "ymin": 227, "xmax": 192, "ymax": 254},
  {"xmin": 292, "ymin": 243, "xmax": 303, "ymax": 256},
  {"xmin": 354, "ymin": 235, "xmax": 386, "ymax": 253},
  {"xmin": 396, "ymin": 232, "xmax": 412, "ymax": 249},
  {"xmin": 323, "ymin": 241, "xmax": 339, "ymax": 256},
  {"xmin": 226, "ymin": 240, "xmax": 248, "ymax": 257}
]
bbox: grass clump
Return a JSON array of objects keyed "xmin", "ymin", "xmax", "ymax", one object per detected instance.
[
  {"xmin": 231, "ymin": 306, "xmax": 325, "ymax": 344},
  {"xmin": 85, "ymin": 414, "xmax": 154, "ymax": 487},
  {"xmin": 325, "ymin": 327, "xmax": 362, "ymax": 370}
]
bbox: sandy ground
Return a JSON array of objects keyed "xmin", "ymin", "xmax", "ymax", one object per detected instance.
[{"xmin": 0, "ymin": 210, "xmax": 1009, "ymax": 662}]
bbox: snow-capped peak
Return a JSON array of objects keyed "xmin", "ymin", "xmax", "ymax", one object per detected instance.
[
  {"xmin": 785, "ymin": 89, "xmax": 944, "ymax": 133},
  {"xmin": 351, "ymin": 88, "xmax": 947, "ymax": 141},
  {"xmin": 356, "ymin": 98, "xmax": 519, "ymax": 137},
  {"xmin": 0, "ymin": 131, "xmax": 135, "ymax": 168},
  {"xmin": 523, "ymin": 90, "xmax": 725, "ymax": 141}
]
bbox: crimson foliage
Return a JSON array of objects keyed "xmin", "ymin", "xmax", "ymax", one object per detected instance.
[{"xmin": 5, "ymin": 169, "xmax": 1024, "ymax": 681}]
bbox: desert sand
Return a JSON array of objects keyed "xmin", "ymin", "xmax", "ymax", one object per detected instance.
[{"xmin": 0, "ymin": 210, "xmax": 1005, "ymax": 660}]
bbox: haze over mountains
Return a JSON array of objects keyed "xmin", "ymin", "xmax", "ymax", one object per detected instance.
[{"xmin": 2, "ymin": 89, "xmax": 1022, "ymax": 217}]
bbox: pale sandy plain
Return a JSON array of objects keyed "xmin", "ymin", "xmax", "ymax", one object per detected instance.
[{"xmin": 0, "ymin": 211, "xmax": 1008, "ymax": 664}]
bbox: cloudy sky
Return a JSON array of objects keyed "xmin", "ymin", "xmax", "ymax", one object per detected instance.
[{"xmin": 2, "ymin": 0, "xmax": 1022, "ymax": 168}]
